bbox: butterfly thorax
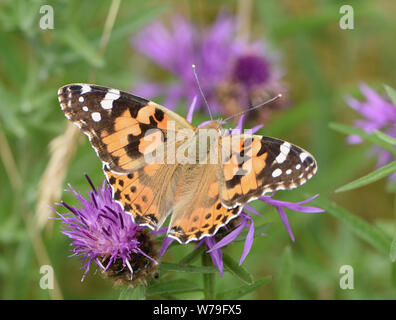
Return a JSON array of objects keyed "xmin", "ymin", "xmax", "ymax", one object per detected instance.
[
  {"xmin": 197, "ymin": 120, "xmax": 223, "ymax": 131},
  {"xmin": 191, "ymin": 121, "xmax": 223, "ymax": 165}
]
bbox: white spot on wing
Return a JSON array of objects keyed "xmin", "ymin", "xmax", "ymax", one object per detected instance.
[
  {"xmin": 275, "ymin": 142, "xmax": 291, "ymax": 164},
  {"xmin": 91, "ymin": 112, "xmax": 101, "ymax": 122},
  {"xmin": 100, "ymin": 90, "xmax": 120, "ymax": 110},
  {"xmin": 101, "ymin": 99, "xmax": 113, "ymax": 110},
  {"xmin": 272, "ymin": 168, "xmax": 282, "ymax": 178},
  {"xmin": 81, "ymin": 84, "xmax": 91, "ymax": 95},
  {"xmin": 82, "ymin": 106, "xmax": 88, "ymax": 112},
  {"xmin": 299, "ymin": 152, "xmax": 309, "ymax": 162},
  {"xmin": 79, "ymin": 96, "xmax": 84, "ymax": 102},
  {"xmin": 109, "ymin": 89, "xmax": 120, "ymax": 96},
  {"xmin": 280, "ymin": 142, "xmax": 291, "ymax": 154},
  {"xmin": 286, "ymin": 169, "xmax": 292, "ymax": 175},
  {"xmin": 276, "ymin": 153, "xmax": 287, "ymax": 164}
]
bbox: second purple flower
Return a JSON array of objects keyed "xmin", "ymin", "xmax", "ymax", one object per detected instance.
[{"xmin": 131, "ymin": 13, "xmax": 287, "ymax": 122}]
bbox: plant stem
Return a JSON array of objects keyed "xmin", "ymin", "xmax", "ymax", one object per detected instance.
[
  {"xmin": 202, "ymin": 253, "xmax": 216, "ymax": 299},
  {"xmin": 119, "ymin": 285, "xmax": 146, "ymax": 300}
]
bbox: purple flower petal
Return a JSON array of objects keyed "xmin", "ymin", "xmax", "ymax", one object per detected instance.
[
  {"xmin": 232, "ymin": 115, "xmax": 245, "ymax": 134},
  {"xmin": 243, "ymin": 205, "xmax": 263, "ymax": 217},
  {"xmin": 204, "ymin": 237, "xmax": 224, "ymax": 277},
  {"xmin": 55, "ymin": 175, "xmax": 157, "ymax": 281},
  {"xmin": 276, "ymin": 206, "xmax": 295, "ymax": 242},
  {"xmin": 259, "ymin": 194, "xmax": 324, "ymax": 213},
  {"xmin": 345, "ymin": 83, "xmax": 396, "ymax": 182},
  {"xmin": 207, "ymin": 220, "xmax": 246, "ymax": 252},
  {"xmin": 187, "ymin": 96, "xmax": 198, "ymax": 123},
  {"xmin": 251, "ymin": 124, "xmax": 264, "ymax": 134},
  {"xmin": 160, "ymin": 236, "xmax": 175, "ymax": 257},
  {"xmin": 239, "ymin": 216, "xmax": 255, "ymax": 265}
]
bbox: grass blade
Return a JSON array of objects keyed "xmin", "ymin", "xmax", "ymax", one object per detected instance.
[
  {"xmin": 335, "ymin": 161, "xmax": 396, "ymax": 193},
  {"xmin": 146, "ymin": 279, "xmax": 202, "ymax": 297},
  {"xmin": 223, "ymin": 253, "xmax": 254, "ymax": 285},
  {"xmin": 373, "ymin": 130, "xmax": 396, "ymax": 145},
  {"xmin": 384, "ymin": 85, "xmax": 396, "ymax": 106},
  {"xmin": 278, "ymin": 246, "xmax": 293, "ymax": 299},
  {"xmin": 58, "ymin": 27, "xmax": 105, "ymax": 68},
  {"xmin": 390, "ymin": 237, "xmax": 396, "ymax": 263},
  {"xmin": 312, "ymin": 196, "xmax": 391, "ymax": 256},
  {"xmin": 216, "ymin": 276, "xmax": 271, "ymax": 300},
  {"xmin": 329, "ymin": 122, "xmax": 396, "ymax": 157},
  {"xmin": 160, "ymin": 262, "xmax": 218, "ymax": 274}
]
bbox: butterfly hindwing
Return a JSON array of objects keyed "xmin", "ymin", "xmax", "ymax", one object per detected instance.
[
  {"xmin": 167, "ymin": 164, "xmax": 242, "ymax": 243},
  {"xmin": 103, "ymin": 163, "xmax": 180, "ymax": 230}
]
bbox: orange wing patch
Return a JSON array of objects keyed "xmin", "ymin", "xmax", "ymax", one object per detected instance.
[
  {"xmin": 104, "ymin": 165, "xmax": 160, "ymax": 229},
  {"xmin": 168, "ymin": 198, "xmax": 241, "ymax": 243},
  {"xmin": 220, "ymin": 135, "xmax": 318, "ymax": 208}
]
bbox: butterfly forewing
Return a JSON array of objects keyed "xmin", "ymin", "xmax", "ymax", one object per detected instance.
[
  {"xmin": 58, "ymin": 83, "xmax": 193, "ymax": 173},
  {"xmin": 219, "ymin": 135, "xmax": 317, "ymax": 208}
]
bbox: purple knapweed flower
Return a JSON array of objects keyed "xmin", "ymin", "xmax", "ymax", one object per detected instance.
[
  {"xmin": 131, "ymin": 13, "xmax": 286, "ymax": 121},
  {"xmin": 54, "ymin": 175, "xmax": 158, "ymax": 286},
  {"xmin": 346, "ymin": 83, "xmax": 396, "ymax": 180},
  {"xmin": 158, "ymin": 99, "xmax": 323, "ymax": 276}
]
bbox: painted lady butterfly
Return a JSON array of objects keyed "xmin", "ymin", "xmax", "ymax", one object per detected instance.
[{"xmin": 58, "ymin": 84, "xmax": 317, "ymax": 244}]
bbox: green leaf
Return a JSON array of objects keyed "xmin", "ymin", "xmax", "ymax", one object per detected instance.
[
  {"xmin": 160, "ymin": 262, "xmax": 218, "ymax": 274},
  {"xmin": 278, "ymin": 246, "xmax": 293, "ymax": 299},
  {"xmin": 58, "ymin": 27, "xmax": 105, "ymax": 68},
  {"xmin": 223, "ymin": 253, "xmax": 254, "ymax": 285},
  {"xmin": 119, "ymin": 285, "xmax": 146, "ymax": 300},
  {"xmin": 216, "ymin": 276, "xmax": 271, "ymax": 300},
  {"xmin": 312, "ymin": 197, "xmax": 391, "ymax": 256},
  {"xmin": 329, "ymin": 122, "xmax": 396, "ymax": 157},
  {"xmin": 335, "ymin": 161, "xmax": 396, "ymax": 193},
  {"xmin": 146, "ymin": 279, "xmax": 202, "ymax": 297},
  {"xmin": 384, "ymin": 85, "xmax": 396, "ymax": 106}
]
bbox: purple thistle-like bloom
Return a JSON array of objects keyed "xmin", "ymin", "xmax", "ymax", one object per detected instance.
[
  {"xmin": 131, "ymin": 13, "xmax": 286, "ymax": 119},
  {"xmin": 346, "ymin": 84, "xmax": 396, "ymax": 180},
  {"xmin": 158, "ymin": 99, "xmax": 324, "ymax": 276},
  {"xmin": 232, "ymin": 54, "xmax": 271, "ymax": 88},
  {"xmin": 54, "ymin": 175, "xmax": 158, "ymax": 285}
]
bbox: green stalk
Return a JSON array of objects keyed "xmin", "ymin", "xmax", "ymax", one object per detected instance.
[{"xmin": 202, "ymin": 253, "xmax": 216, "ymax": 299}]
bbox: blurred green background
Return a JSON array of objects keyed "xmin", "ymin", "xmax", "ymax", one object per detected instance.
[{"xmin": 1, "ymin": 0, "xmax": 396, "ymax": 299}]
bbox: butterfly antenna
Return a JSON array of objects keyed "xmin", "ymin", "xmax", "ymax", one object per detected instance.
[
  {"xmin": 222, "ymin": 94, "xmax": 282, "ymax": 123},
  {"xmin": 192, "ymin": 64, "xmax": 213, "ymax": 120}
]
